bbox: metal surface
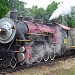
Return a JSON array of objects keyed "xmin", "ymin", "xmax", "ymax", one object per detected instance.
[
  {"xmin": 16, "ymin": 20, "xmax": 28, "ymax": 40},
  {"xmin": 0, "ymin": 17, "xmax": 16, "ymax": 43},
  {"xmin": 17, "ymin": 53, "xmax": 25, "ymax": 62}
]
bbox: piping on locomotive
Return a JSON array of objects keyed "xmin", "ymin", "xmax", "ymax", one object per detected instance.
[{"xmin": 0, "ymin": 11, "xmax": 75, "ymax": 68}]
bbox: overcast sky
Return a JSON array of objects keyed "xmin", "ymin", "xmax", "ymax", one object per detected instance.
[{"xmin": 19, "ymin": 0, "xmax": 62, "ymax": 9}]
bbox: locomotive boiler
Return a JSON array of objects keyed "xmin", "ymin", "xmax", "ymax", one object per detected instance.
[{"xmin": 0, "ymin": 11, "xmax": 75, "ymax": 68}]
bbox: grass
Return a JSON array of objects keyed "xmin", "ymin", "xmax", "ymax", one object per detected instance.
[{"xmin": 51, "ymin": 67, "xmax": 75, "ymax": 75}]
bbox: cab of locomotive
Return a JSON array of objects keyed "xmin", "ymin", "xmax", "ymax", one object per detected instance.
[
  {"xmin": 68, "ymin": 28, "xmax": 75, "ymax": 49},
  {"xmin": 50, "ymin": 22, "xmax": 71, "ymax": 56},
  {"xmin": 54, "ymin": 23, "xmax": 75, "ymax": 56}
]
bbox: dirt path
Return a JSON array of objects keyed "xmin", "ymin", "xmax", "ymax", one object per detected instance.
[{"xmin": 1, "ymin": 57, "xmax": 75, "ymax": 75}]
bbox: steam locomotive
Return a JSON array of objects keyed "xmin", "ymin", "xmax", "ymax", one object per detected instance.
[{"xmin": 0, "ymin": 11, "xmax": 75, "ymax": 68}]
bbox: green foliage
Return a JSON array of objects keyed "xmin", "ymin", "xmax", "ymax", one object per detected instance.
[
  {"xmin": 25, "ymin": 2, "xmax": 58, "ymax": 23},
  {"xmin": 9, "ymin": 0, "xmax": 19, "ymax": 10},
  {"xmin": 31, "ymin": 6, "xmax": 46, "ymax": 19},
  {"xmin": 0, "ymin": 0, "xmax": 27, "ymax": 18},
  {"xmin": 0, "ymin": 0, "xmax": 9, "ymax": 18},
  {"xmin": 67, "ymin": 17, "xmax": 75, "ymax": 27},
  {"xmin": 58, "ymin": 7, "xmax": 75, "ymax": 27},
  {"xmin": 9, "ymin": 0, "xmax": 27, "ymax": 16},
  {"xmin": 66, "ymin": 7, "xmax": 75, "ymax": 27},
  {"xmin": 46, "ymin": 1, "xmax": 58, "ymax": 19},
  {"xmin": 17, "ymin": 1, "xmax": 27, "ymax": 16},
  {"xmin": 46, "ymin": 2, "xmax": 75, "ymax": 28},
  {"xmin": 27, "ymin": 5, "xmax": 48, "ymax": 24},
  {"xmin": 30, "ymin": 5, "xmax": 39, "ymax": 18}
]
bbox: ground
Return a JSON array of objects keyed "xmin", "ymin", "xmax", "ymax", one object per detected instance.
[{"xmin": 1, "ymin": 57, "xmax": 75, "ymax": 75}]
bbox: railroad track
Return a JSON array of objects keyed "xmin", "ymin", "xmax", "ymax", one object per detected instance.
[{"xmin": 0, "ymin": 50, "xmax": 75, "ymax": 74}]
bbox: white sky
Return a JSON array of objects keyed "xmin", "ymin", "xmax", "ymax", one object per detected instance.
[{"xmin": 19, "ymin": 0, "xmax": 62, "ymax": 9}]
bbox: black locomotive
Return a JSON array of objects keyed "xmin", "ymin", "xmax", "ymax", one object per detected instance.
[{"xmin": 0, "ymin": 11, "xmax": 75, "ymax": 68}]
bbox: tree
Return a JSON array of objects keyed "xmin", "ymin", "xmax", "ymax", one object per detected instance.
[
  {"xmin": 9, "ymin": 0, "xmax": 19, "ymax": 10},
  {"xmin": 46, "ymin": 1, "xmax": 58, "ymax": 21},
  {"xmin": 30, "ymin": 5, "xmax": 38, "ymax": 18},
  {"xmin": 58, "ymin": 7, "xmax": 75, "ymax": 27},
  {"xmin": 0, "ymin": 0, "xmax": 9, "ymax": 18},
  {"xmin": 66, "ymin": 7, "xmax": 75, "ymax": 27},
  {"xmin": 9, "ymin": 0, "xmax": 27, "ymax": 16},
  {"xmin": 46, "ymin": 2, "xmax": 75, "ymax": 27},
  {"xmin": 28, "ymin": 5, "xmax": 48, "ymax": 23},
  {"xmin": 17, "ymin": 1, "xmax": 27, "ymax": 16}
]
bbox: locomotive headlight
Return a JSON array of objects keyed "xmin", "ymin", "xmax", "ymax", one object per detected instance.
[{"xmin": 19, "ymin": 46, "xmax": 26, "ymax": 52}]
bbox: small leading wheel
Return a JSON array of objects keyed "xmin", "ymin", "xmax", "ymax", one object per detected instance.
[
  {"xmin": 50, "ymin": 46, "xmax": 55, "ymax": 60},
  {"xmin": 36, "ymin": 57, "xmax": 42, "ymax": 63},
  {"xmin": 44, "ymin": 52, "xmax": 49, "ymax": 61},
  {"xmin": 10, "ymin": 57, "xmax": 17, "ymax": 68}
]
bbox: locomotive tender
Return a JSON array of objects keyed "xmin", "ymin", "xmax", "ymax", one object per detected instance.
[{"xmin": 0, "ymin": 11, "xmax": 75, "ymax": 68}]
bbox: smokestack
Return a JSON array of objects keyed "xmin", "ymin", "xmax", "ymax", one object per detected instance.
[{"xmin": 10, "ymin": 9, "xmax": 18, "ymax": 20}]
